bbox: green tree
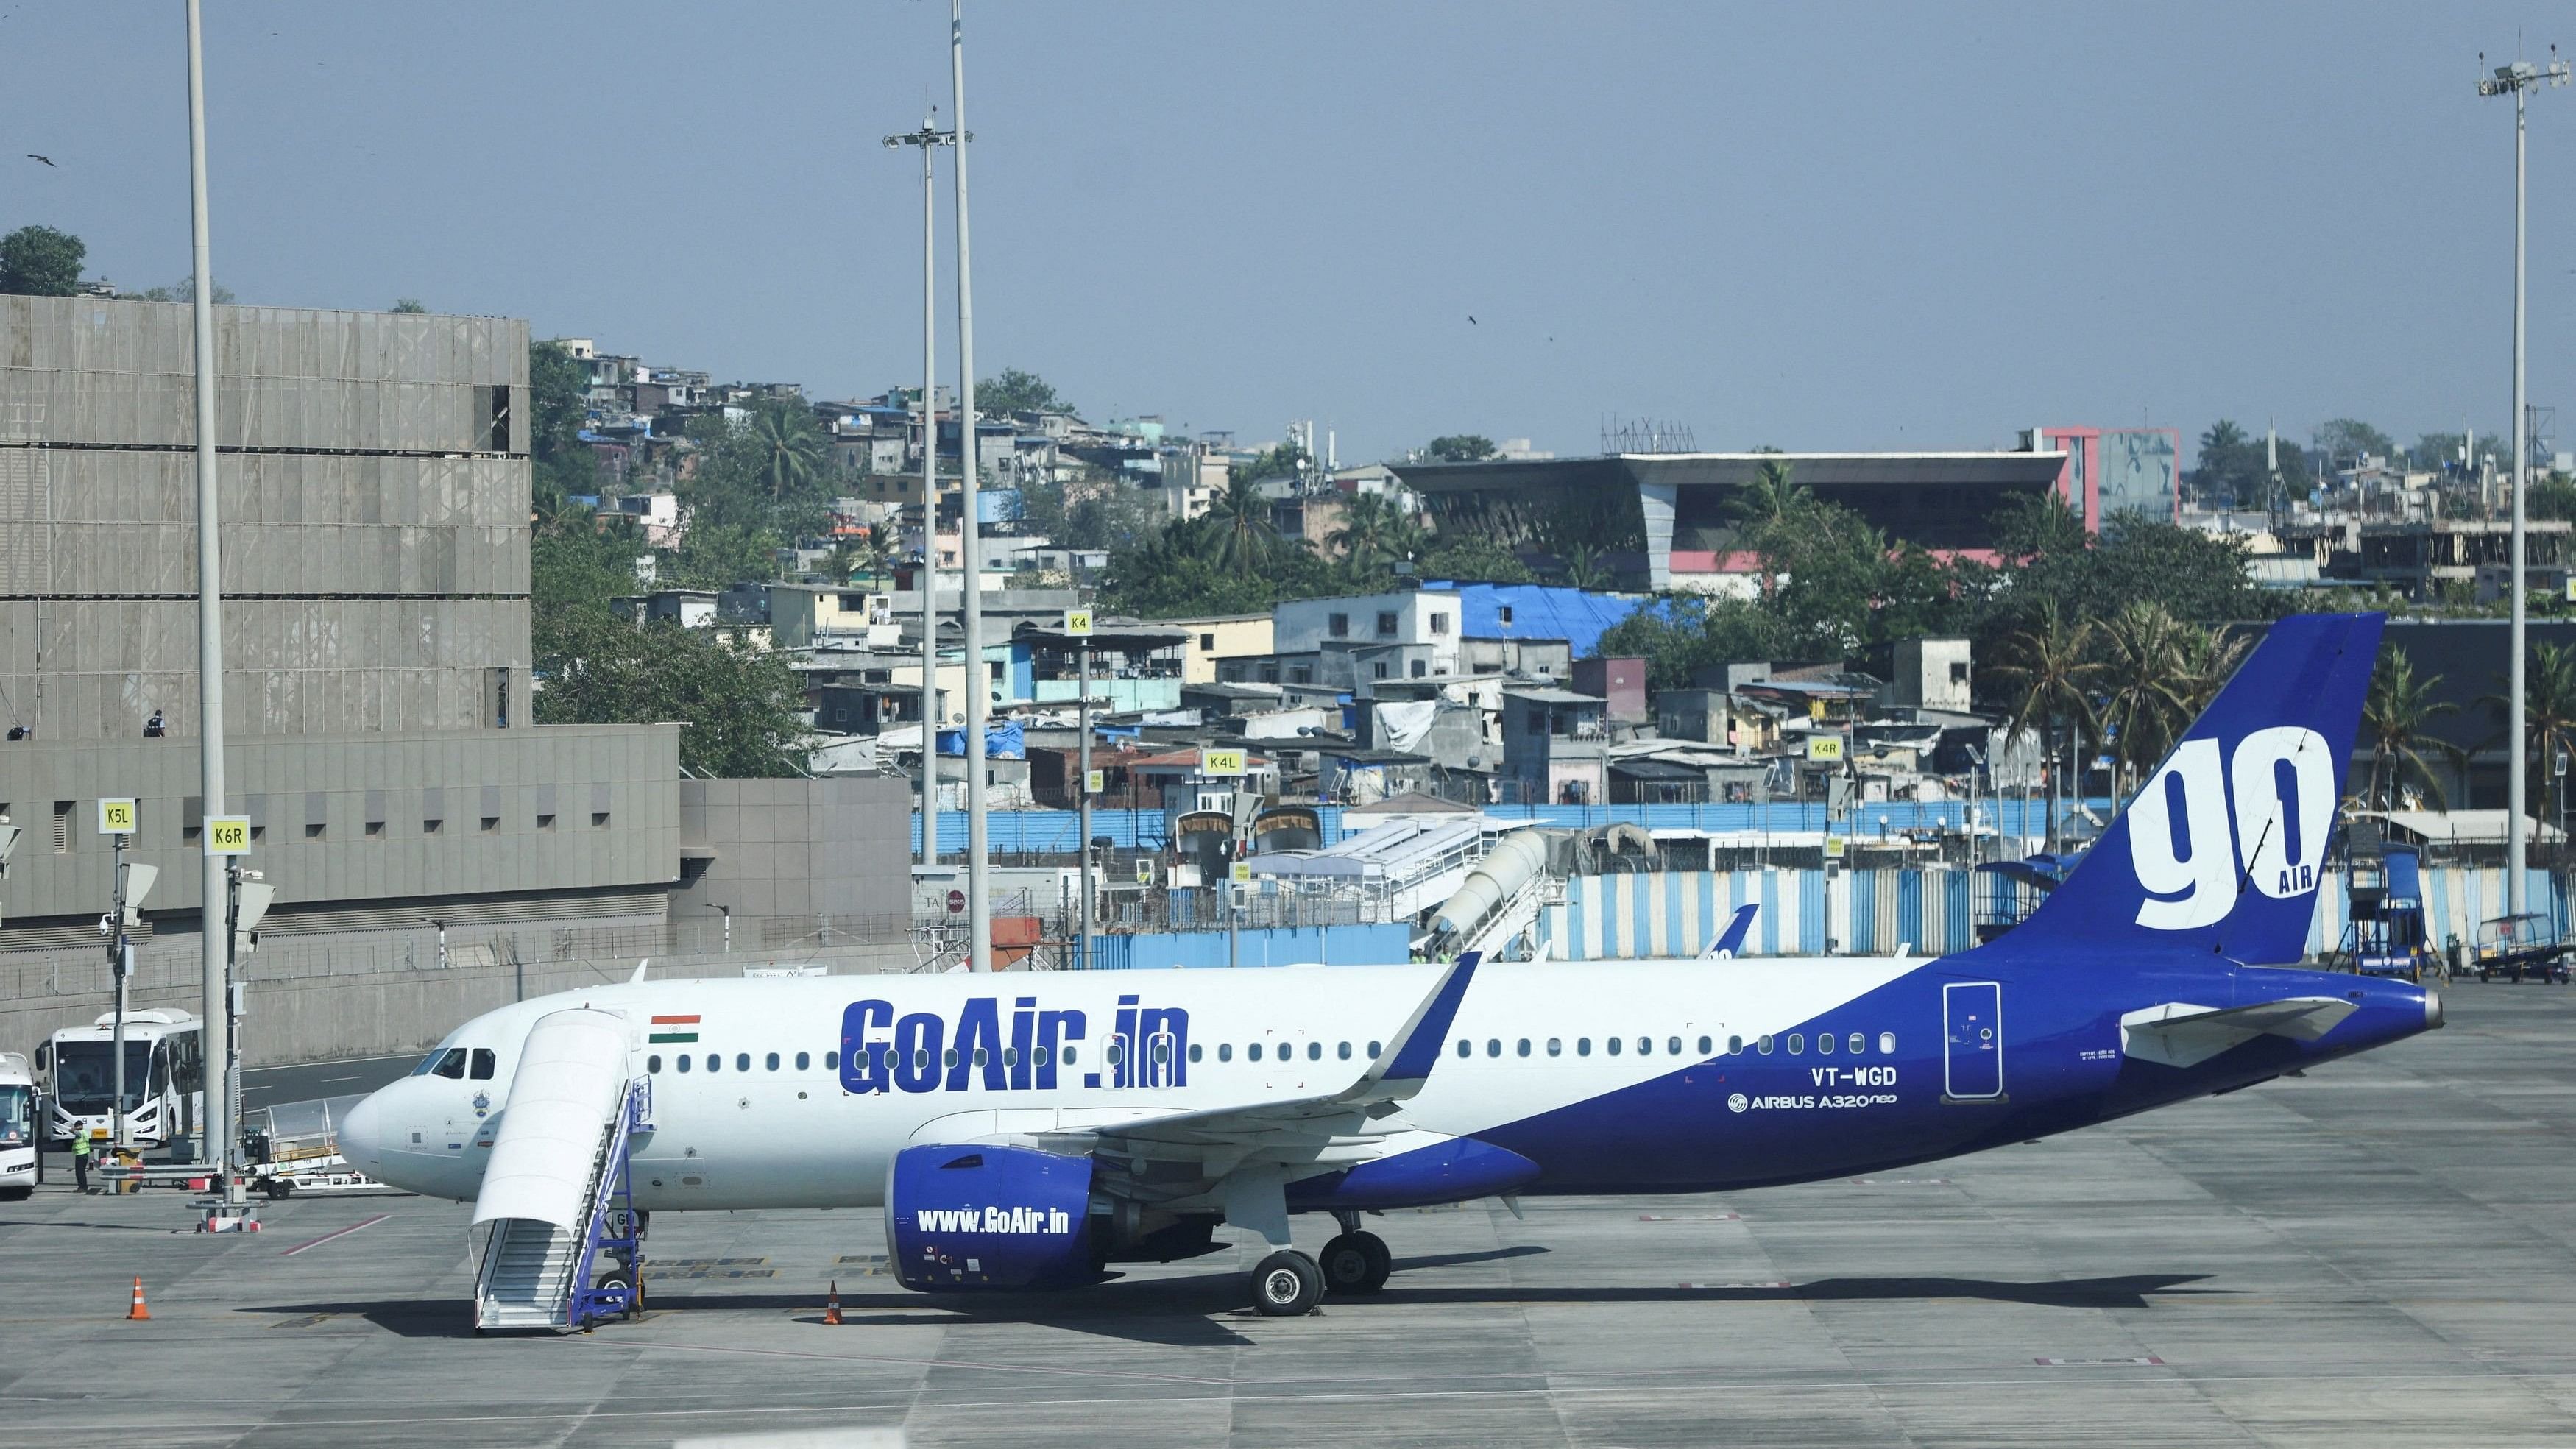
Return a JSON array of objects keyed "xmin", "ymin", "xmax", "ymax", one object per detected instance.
[
  {"xmin": 2313, "ymin": 417, "xmax": 2394, "ymax": 467},
  {"xmin": 528, "ymin": 339, "xmax": 598, "ymax": 506},
  {"xmin": 531, "ymin": 517, "xmax": 646, "ymax": 617},
  {"xmin": 0, "ymin": 224, "xmax": 85, "ymax": 295},
  {"xmin": 745, "ymin": 397, "xmax": 825, "ymax": 504},
  {"xmin": 2480, "ymin": 642, "xmax": 2576, "ymax": 829},
  {"xmin": 2092, "ymin": 603, "xmax": 2201, "ymax": 790},
  {"xmin": 2363, "ymin": 646, "xmax": 2460, "ymax": 809},
  {"xmin": 1593, "ymin": 597, "xmax": 1785, "ymax": 692},
  {"xmin": 534, "ymin": 612, "xmax": 808, "ymax": 777},
  {"xmin": 1422, "ymin": 434, "xmax": 1497, "ymax": 463},
  {"xmin": 1202, "ymin": 472, "xmax": 1279, "ymax": 573},
  {"xmin": 980, "ymin": 367, "xmax": 1070, "ymax": 417},
  {"xmin": 1988, "ymin": 491, "xmax": 2087, "ymax": 561},
  {"xmin": 1985, "ymin": 600, "xmax": 2104, "ymax": 851},
  {"xmin": 391, "ymin": 298, "xmax": 428, "ymax": 313},
  {"xmin": 129, "ymin": 274, "xmax": 236, "ymax": 304},
  {"xmin": 668, "ymin": 520, "xmax": 782, "ymax": 591},
  {"xmin": 1723, "ymin": 456, "xmax": 1813, "ymax": 532},
  {"xmin": 1416, "ymin": 533, "xmax": 1535, "ymax": 584}
]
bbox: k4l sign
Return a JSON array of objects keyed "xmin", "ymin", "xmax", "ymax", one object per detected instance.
[
  {"xmin": 1805, "ymin": 735, "xmax": 1845, "ymax": 763},
  {"xmin": 1199, "ymin": 748, "xmax": 1247, "ymax": 776},
  {"xmin": 203, "ymin": 816, "xmax": 252, "ymax": 856}
]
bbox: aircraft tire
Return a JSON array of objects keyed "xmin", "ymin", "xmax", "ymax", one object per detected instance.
[
  {"xmin": 0, "ymin": 1186, "xmax": 29, "ymax": 1202},
  {"xmin": 1319, "ymin": 1231, "xmax": 1391, "ymax": 1294},
  {"xmin": 1250, "ymin": 1250, "xmax": 1323, "ymax": 1315}
]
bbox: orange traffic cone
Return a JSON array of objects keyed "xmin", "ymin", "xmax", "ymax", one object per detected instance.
[
  {"xmin": 126, "ymin": 1277, "xmax": 151, "ymax": 1321},
  {"xmin": 824, "ymin": 1280, "xmax": 841, "ymax": 1325}
]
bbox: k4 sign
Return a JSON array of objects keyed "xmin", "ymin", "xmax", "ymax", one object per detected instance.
[{"xmin": 1063, "ymin": 609, "xmax": 1094, "ymax": 637}]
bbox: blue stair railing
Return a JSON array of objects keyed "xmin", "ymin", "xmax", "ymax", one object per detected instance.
[{"xmin": 567, "ymin": 1075, "xmax": 651, "ymax": 1330}]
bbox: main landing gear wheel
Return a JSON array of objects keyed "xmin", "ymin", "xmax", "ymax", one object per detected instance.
[
  {"xmin": 1250, "ymin": 1249, "xmax": 1324, "ymax": 1316},
  {"xmin": 1318, "ymin": 1231, "xmax": 1392, "ymax": 1295}
]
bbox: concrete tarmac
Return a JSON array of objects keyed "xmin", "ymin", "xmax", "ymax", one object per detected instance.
[{"xmin": 2, "ymin": 980, "xmax": 2572, "ymax": 1448}]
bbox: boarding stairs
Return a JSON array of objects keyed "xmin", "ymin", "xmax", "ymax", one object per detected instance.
[
  {"xmin": 471, "ymin": 1008, "xmax": 652, "ymax": 1333},
  {"xmin": 1456, "ymin": 868, "xmax": 1556, "ymax": 962}
]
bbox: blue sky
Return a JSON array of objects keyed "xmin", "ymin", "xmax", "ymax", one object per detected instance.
[{"xmin": 4, "ymin": 2, "xmax": 2573, "ymax": 464}]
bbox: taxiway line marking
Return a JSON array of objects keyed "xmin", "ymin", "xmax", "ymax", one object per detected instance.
[{"xmin": 280, "ymin": 1213, "xmax": 392, "ymax": 1256}]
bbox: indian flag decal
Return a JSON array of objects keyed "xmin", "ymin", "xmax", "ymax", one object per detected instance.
[{"xmin": 648, "ymin": 1013, "xmax": 701, "ymax": 1044}]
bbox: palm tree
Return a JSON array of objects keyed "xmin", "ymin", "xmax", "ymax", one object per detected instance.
[
  {"xmin": 2363, "ymin": 646, "xmax": 2459, "ymax": 809},
  {"xmin": 2480, "ymin": 641, "xmax": 2576, "ymax": 843},
  {"xmin": 1201, "ymin": 472, "xmax": 1275, "ymax": 572},
  {"xmin": 1724, "ymin": 456, "xmax": 1811, "ymax": 530},
  {"xmin": 2094, "ymin": 602, "xmax": 2193, "ymax": 795},
  {"xmin": 1326, "ymin": 490, "xmax": 1398, "ymax": 567},
  {"xmin": 748, "ymin": 401, "xmax": 826, "ymax": 503},
  {"xmin": 1987, "ymin": 601, "xmax": 2105, "ymax": 851}
]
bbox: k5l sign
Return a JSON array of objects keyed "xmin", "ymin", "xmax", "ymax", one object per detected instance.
[{"xmin": 2126, "ymin": 726, "xmax": 2335, "ymax": 931}]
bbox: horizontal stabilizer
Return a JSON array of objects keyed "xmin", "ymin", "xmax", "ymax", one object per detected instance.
[{"xmin": 2120, "ymin": 996, "xmax": 2355, "ymax": 1069}]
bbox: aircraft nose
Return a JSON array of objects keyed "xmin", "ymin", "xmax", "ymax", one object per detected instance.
[{"xmin": 338, "ymin": 1091, "xmax": 384, "ymax": 1170}]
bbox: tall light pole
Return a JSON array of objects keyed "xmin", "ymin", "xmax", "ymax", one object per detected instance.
[
  {"xmin": 2480, "ymin": 50, "xmax": 2569, "ymax": 917},
  {"xmin": 885, "ymin": 113, "xmax": 957, "ymax": 871},
  {"xmin": 950, "ymin": 0, "xmax": 991, "ymax": 971},
  {"xmin": 184, "ymin": 0, "xmax": 237, "ymax": 1204}
]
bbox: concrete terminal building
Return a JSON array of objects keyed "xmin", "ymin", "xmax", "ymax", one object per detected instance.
[{"xmin": 0, "ymin": 297, "xmax": 904, "ymax": 1062}]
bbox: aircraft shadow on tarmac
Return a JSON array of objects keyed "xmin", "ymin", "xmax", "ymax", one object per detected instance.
[{"xmin": 241, "ymin": 1265, "xmax": 2217, "ymax": 1345}]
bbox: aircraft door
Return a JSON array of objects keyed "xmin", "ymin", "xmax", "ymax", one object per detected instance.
[
  {"xmin": 1143, "ymin": 1030, "xmax": 1179, "ymax": 1088},
  {"xmin": 1942, "ymin": 982, "xmax": 2003, "ymax": 1101}
]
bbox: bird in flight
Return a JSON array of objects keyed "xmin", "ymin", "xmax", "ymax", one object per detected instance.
[
  {"xmin": 26, "ymin": 154, "xmax": 54, "ymax": 166},
  {"xmin": 1467, "ymin": 315, "xmax": 1478, "ymax": 325}
]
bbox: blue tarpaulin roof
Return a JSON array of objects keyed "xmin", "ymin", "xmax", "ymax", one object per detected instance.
[
  {"xmin": 936, "ymin": 720, "xmax": 1025, "ymax": 759},
  {"xmin": 1424, "ymin": 583, "xmax": 1643, "ymax": 658}
]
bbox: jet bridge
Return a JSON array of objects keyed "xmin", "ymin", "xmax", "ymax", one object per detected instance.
[{"xmin": 470, "ymin": 1007, "xmax": 650, "ymax": 1333}]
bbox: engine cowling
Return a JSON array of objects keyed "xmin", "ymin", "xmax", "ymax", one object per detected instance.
[{"xmin": 885, "ymin": 1143, "xmax": 1097, "ymax": 1292}]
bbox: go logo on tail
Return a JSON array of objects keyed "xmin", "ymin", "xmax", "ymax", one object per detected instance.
[{"xmin": 2126, "ymin": 726, "xmax": 2335, "ymax": 930}]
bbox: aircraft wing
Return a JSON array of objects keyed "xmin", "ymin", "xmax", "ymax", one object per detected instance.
[
  {"xmin": 1036, "ymin": 954, "xmax": 1482, "ymax": 1206},
  {"xmin": 2119, "ymin": 996, "xmax": 2355, "ymax": 1069}
]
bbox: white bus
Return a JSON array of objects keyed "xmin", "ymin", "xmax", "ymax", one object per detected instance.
[
  {"xmin": 0, "ymin": 1050, "xmax": 34, "ymax": 1200},
  {"xmin": 38, "ymin": 1009, "xmax": 205, "ymax": 1151}
]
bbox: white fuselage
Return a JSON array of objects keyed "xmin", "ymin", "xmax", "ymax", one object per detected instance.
[{"xmin": 347, "ymin": 956, "xmax": 1921, "ymax": 1212}]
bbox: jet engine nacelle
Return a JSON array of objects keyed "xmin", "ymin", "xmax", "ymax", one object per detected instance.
[{"xmin": 885, "ymin": 1143, "xmax": 1097, "ymax": 1292}]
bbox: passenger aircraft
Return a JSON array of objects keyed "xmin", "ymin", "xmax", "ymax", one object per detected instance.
[{"xmin": 343, "ymin": 613, "xmax": 2441, "ymax": 1317}]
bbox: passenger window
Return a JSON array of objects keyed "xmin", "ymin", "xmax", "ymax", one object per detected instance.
[
  {"xmin": 824, "ymin": 1051, "xmax": 839, "ymax": 1070},
  {"xmin": 1758, "ymin": 1035, "xmax": 1774, "ymax": 1055},
  {"xmin": 1219, "ymin": 1044, "xmax": 1233, "ymax": 1062},
  {"xmin": 1577, "ymin": 1038, "xmax": 1592, "ymax": 1057},
  {"xmin": 1457, "ymin": 1039, "xmax": 1471, "ymax": 1058},
  {"xmin": 943, "ymin": 1049, "xmax": 960, "ymax": 1069},
  {"xmin": 1486, "ymin": 1039, "xmax": 1501, "ymax": 1057},
  {"xmin": 1062, "ymin": 1046, "xmax": 1078, "ymax": 1064},
  {"xmin": 647, "ymin": 1055, "xmax": 662, "ymax": 1074},
  {"xmin": 1671, "ymin": 1037, "xmax": 1685, "ymax": 1056},
  {"xmin": 1727, "ymin": 1035, "xmax": 1742, "ymax": 1055},
  {"xmin": 1607, "ymin": 1037, "xmax": 1623, "ymax": 1056},
  {"xmin": 1367, "ymin": 1041, "xmax": 1382, "ymax": 1057},
  {"xmin": 1848, "ymin": 1032, "xmax": 1865, "ymax": 1054},
  {"xmin": 913, "ymin": 1049, "xmax": 930, "ymax": 1071},
  {"xmin": 1155, "ymin": 1040, "xmax": 1172, "ymax": 1063},
  {"xmin": 1005, "ymin": 1046, "xmax": 1020, "ymax": 1066},
  {"xmin": 796, "ymin": 1052, "xmax": 811, "ymax": 1070},
  {"xmin": 1034, "ymin": 1046, "xmax": 1050, "ymax": 1066},
  {"xmin": 707, "ymin": 1054, "xmax": 722, "ymax": 1073},
  {"xmin": 1337, "ymin": 1041, "xmax": 1351, "ymax": 1060},
  {"xmin": 1878, "ymin": 1032, "xmax": 1896, "ymax": 1055},
  {"xmin": 1786, "ymin": 1034, "xmax": 1805, "ymax": 1054},
  {"xmin": 1299, "ymin": 1041, "xmax": 1314, "ymax": 1061},
  {"xmin": 735, "ymin": 1053, "xmax": 749, "ymax": 1071},
  {"xmin": 678, "ymin": 1055, "xmax": 693, "ymax": 1074},
  {"xmin": 1517, "ymin": 1039, "xmax": 1531, "ymax": 1057},
  {"xmin": 972, "ymin": 1049, "xmax": 988, "ymax": 1068},
  {"xmin": 1546, "ymin": 1038, "xmax": 1562, "ymax": 1057},
  {"xmin": 1636, "ymin": 1037, "xmax": 1651, "ymax": 1056},
  {"xmin": 1105, "ymin": 1042, "xmax": 1122, "ymax": 1066},
  {"xmin": 1818, "ymin": 1035, "xmax": 1834, "ymax": 1056},
  {"xmin": 766, "ymin": 1052, "xmax": 781, "ymax": 1071},
  {"xmin": 1188, "ymin": 1044, "xmax": 1201, "ymax": 1063},
  {"xmin": 469, "ymin": 1048, "xmax": 496, "ymax": 1080},
  {"xmin": 1248, "ymin": 1042, "xmax": 1263, "ymax": 1062},
  {"xmin": 433, "ymin": 1049, "xmax": 467, "ymax": 1079}
]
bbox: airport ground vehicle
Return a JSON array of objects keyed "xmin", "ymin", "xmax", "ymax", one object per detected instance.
[
  {"xmin": 38, "ymin": 1008, "xmax": 205, "ymax": 1149},
  {"xmin": 243, "ymin": 1094, "xmax": 387, "ymax": 1198},
  {"xmin": 0, "ymin": 1051, "xmax": 36, "ymax": 1199},
  {"xmin": 2471, "ymin": 913, "xmax": 2572, "ymax": 984},
  {"xmin": 2346, "ymin": 846, "xmax": 2432, "ymax": 980}
]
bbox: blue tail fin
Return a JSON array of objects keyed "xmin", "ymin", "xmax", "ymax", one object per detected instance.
[
  {"xmin": 2000, "ymin": 612, "xmax": 2382, "ymax": 964},
  {"xmin": 1706, "ymin": 903, "xmax": 1758, "ymax": 959}
]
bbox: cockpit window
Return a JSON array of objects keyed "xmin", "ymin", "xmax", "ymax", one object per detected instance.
[
  {"xmin": 469, "ymin": 1048, "xmax": 496, "ymax": 1080},
  {"xmin": 430, "ymin": 1048, "xmax": 467, "ymax": 1080}
]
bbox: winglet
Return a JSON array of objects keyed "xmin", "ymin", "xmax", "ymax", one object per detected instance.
[
  {"xmin": 629, "ymin": 957, "xmax": 651, "ymax": 984},
  {"xmin": 1706, "ymin": 903, "xmax": 1758, "ymax": 959},
  {"xmin": 1346, "ymin": 952, "xmax": 1480, "ymax": 1101}
]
